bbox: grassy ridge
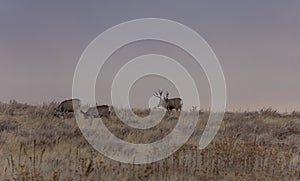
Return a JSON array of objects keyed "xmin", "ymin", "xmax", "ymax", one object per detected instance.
[{"xmin": 0, "ymin": 101, "xmax": 300, "ymax": 180}]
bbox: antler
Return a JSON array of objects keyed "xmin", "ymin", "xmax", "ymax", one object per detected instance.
[{"xmin": 153, "ymin": 89, "xmax": 163, "ymax": 98}]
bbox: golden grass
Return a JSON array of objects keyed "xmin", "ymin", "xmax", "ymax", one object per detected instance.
[{"xmin": 0, "ymin": 101, "xmax": 300, "ymax": 180}]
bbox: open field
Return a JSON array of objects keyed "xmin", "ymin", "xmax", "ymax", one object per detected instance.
[{"xmin": 0, "ymin": 101, "xmax": 300, "ymax": 180}]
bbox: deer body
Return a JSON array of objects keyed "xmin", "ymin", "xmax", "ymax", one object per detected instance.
[
  {"xmin": 159, "ymin": 97, "xmax": 182, "ymax": 111},
  {"xmin": 154, "ymin": 89, "xmax": 182, "ymax": 111},
  {"xmin": 55, "ymin": 98, "xmax": 81, "ymax": 118},
  {"xmin": 81, "ymin": 105, "xmax": 110, "ymax": 118}
]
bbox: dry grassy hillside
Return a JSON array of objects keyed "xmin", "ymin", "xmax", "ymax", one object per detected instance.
[{"xmin": 0, "ymin": 101, "xmax": 300, "ymax": 180}]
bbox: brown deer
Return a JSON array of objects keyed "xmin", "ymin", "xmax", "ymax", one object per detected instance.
[
  {"xmin": 153, "ymin": 89, "xmax": 182, "ymax": 111},
  {"xmin": 81, "ymin": 105, "xmax": 111, "ymax": 119},
  {"xmin": 54, "ymin": 98, "xmax": 81, "ymax": 118}
]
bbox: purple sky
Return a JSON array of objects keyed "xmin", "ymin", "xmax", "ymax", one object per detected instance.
[{"xmin": 0, "ymin": 1, "xmax": 300, "ymax": 111}]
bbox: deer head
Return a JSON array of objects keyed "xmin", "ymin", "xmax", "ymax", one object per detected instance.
[{"xmin": 164, "ymin": 91, "xmax": 169, "ymax": 100}]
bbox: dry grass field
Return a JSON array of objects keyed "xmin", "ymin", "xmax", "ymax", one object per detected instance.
[{"xmin": 0, "ymin": 101, "xmax": 300, "ymax": 180}]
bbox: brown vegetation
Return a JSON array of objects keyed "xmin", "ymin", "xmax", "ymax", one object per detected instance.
[{"xmin": 0, "ymin": 101, "xmax": 299, "ymax": 180}]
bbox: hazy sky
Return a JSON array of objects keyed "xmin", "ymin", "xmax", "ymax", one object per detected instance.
[{"xmin": 0, "ymin": 1, "xmax": 300, "ymax": 111}]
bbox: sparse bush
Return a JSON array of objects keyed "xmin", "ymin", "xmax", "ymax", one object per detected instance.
[
  {"xmin": 0, "ymin": 118, "xmax": 19, "ymax": 132},
  {"xmin": 260, "ymin": 107, "xmax": 281, "ymax": 117}
]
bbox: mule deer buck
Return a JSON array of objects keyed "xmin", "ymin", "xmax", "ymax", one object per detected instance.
[
  {"xmin": 153, "ymin": 89, "xmax": 182, "ymax": 111},
  {"xmin": 54, "ymin": 98, "xmax": 81, "ymax": 118}
]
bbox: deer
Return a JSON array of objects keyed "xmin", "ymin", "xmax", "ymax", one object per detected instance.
[
  {"xmin": 153, "ymin": 89, "xmax": 182, "ymax": 112},
  {"xmin": 81, "ymin": 105, "xmax": 111, "ymax": 119},
  {"xmin": 54, "ymin": 98, "xmax": 81, "ymax": 118}
]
